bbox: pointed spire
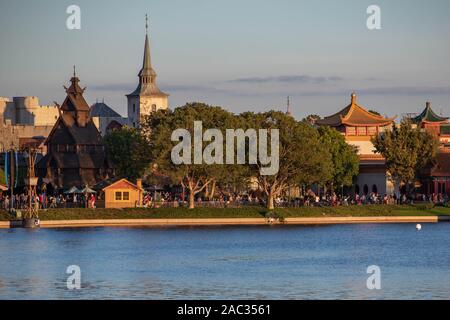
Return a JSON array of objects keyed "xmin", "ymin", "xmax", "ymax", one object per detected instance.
[
  {"xmin": 145, "ymin": 14, "xmax": 148, "ymax": 34},
  {"xmin": 143, "ymin": 33, "xmax": 152, "ymax": 70},
  {"xmin": 351, "ymin": 92, "xmax": 357, "ymax": 104},
  {"xmin": 73, "ymin": 65, "xmax": 76, "ymax": 77},
  {"xmin": 142, "ymin": 14, "xmax": 152, "ymax": 71}
]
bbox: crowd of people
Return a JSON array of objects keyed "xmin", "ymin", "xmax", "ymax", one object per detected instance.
[
  {"xmin": 0, "ymin": 192, "xmax": 98, "ymax": 210},
  {"xmin": 1, "ymin": 189, "xmax": 449, "ymax": 211}
]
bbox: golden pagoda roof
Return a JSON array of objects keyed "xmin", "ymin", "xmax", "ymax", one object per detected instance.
[{"xmin": 317, "ymin": 93, "xmax": 396, "ymax": 127}]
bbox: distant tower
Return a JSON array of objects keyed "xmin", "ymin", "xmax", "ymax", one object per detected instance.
[
  {"xmin": 126, "ymin": 14, "xmax": 169, "ymax": 128},
  {"xmin": 286, "ymin": 96, "xmax": 292, "ymax": 117}
]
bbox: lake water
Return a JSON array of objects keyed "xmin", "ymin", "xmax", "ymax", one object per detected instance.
[{"xmin": 1, "ymin": 223, "xmax": 450, "ymax": 300}]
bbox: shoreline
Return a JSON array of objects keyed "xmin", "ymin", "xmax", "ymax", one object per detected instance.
[{"xmin": 1, "ymin": 216, "xmax": 449, "ymax": 229}]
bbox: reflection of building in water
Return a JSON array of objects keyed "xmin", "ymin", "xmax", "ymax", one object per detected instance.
[{"xmin": 316, "ymin": 93, "xmax": 396, "ymax": 196}]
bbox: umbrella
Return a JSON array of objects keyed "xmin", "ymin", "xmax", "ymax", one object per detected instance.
[
  {"xmin": 81, "ymin": 186, "xmax": 96, "ymax": 194},
  {"xmin": 65, "ymin": 186, "xmax": 82, "ymax": 194}
]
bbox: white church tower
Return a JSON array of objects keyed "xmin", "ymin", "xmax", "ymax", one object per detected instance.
[{"xmin": 127, "ymin": 15, "xmax": 169, "ymax": 128}]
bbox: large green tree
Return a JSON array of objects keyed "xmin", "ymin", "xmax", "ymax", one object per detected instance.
[
  {"xmin": 372, "ymin": 119, "xmax": 439, "ymax": 193},
  {"xmin": 103, "ymin": 127, "xmax": 152, "ymax": 181},
  {"xmin": 142, "ymin": 103, "xmax": 241, "ymax": 208},
  {"xmin": 241, "ymin": 111, "xmax": 332, "ymax": 210},
  {"xmin": 318, "ymin": 126, "xmax": 359, "ymax": 190}
]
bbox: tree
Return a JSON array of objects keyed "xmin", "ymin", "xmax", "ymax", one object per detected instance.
[
  {"xmin": 103, "ymin": 127, "xmax": 152, "ymax": 181},
  {"xmin": 372, "ymin": 119, "xmax": 439, "ymax": 194},
  {"xmin": 317, "ymin": 126, "xmax": 359, "ymax": 190},
  {"xmin": 241, "ymin": 111, "xmax": 332, "ymax": 210},
  {"xmin": 303, "ymin": 114, "xmax": 321, "ymax": 124},
  {"xmin": 143, "ymin": 103, "xmax": 240, "ymax": 209}
]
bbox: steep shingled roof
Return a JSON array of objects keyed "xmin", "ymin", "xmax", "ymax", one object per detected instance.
[
  {"xmin": 90, "ymin": 102, "xmax": 121, "ymax": 118},
  {"xmin": 316, "ymin": 93, "xmax": 396, "ymax": 127},
  {"xmin": 127, "ymin": 33, "xmax": 168, "ymax": 97}
]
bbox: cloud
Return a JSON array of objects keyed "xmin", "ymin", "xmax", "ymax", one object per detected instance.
[
  {"xmin": 163, "ymin": 84, "xmax": 227, "ymax": 94},
  {"xmin": 228, "ymin": 74, "xmax": 344, "ymax": 84},
  {"xmin": 89, "ymin": 83, "xmax": 133, "ymax": 91},
  {"xmin": 356, "ymin": 86, "xmax": 450, "ymax": 96}
]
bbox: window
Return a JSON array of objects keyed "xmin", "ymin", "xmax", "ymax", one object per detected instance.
[
  {"xmin": 133, "ymin": 104, "xmax": 136, "ymax": 113},
  {"xmin": 346, "ymin": 127, "xmax": 356, "ymax": 136},
  {"xmin": 152, "ymin": 104, "xmax": 157, "ymax": 112},
  {"xmin": 123, "ymin": 192, "xmax": 130, "ymax": 201},
  {"xmin": 357, "ymin": 127, "xmax": 367, "ymax": 136},
  {"xmin": 363, "ymin": 185, "xmax": 369, "ymax": 195},
  {"xmin": 367, "ymin": 127, "xmax": 377, "ymax": 136},
  {"xmin": 115, "ymin": 192, "xmax": 122, "ymax": 201}
]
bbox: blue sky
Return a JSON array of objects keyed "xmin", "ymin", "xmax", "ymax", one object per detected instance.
[{"xmin": 1, "ymin": 0, "xmax": 449, "ymax": 119}]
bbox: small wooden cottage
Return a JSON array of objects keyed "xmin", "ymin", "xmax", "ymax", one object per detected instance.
[{"xmin": 94, "ymin": 178, "xmax": 143, "ymax": 208}]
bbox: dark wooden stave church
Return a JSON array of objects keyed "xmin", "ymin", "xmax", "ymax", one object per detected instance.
[{"xmin": 36, "ymin": 71, "xmax": 113, "ymax": 190}]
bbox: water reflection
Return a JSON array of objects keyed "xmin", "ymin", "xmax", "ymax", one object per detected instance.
[{"xmin": 1, "ymin": 224, "xmax": 450, "ymax": 299}]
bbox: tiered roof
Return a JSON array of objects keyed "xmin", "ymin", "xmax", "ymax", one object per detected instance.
[
  {"xmin": 316, "ymin": 93, "xmax": 396, "ymax": 127},
  {"xmin": 412, "ymin": 102, "xmax": 448, "ymax": 124}
]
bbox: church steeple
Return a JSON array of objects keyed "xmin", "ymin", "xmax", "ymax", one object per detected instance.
[
  {"xmin": 139, "ymin": 14, "xmax": 156, "ymax": 85},
  {"xmin": 126, "ymin": 15, "xmax": 169, "ymax": 128},
  {"xmin": 60, "ymin": 68, "xmax": 90, "ymax": 127},
  {"xmin": 128, "ymin": 15, "xmax": 167, "ymax": 97}
]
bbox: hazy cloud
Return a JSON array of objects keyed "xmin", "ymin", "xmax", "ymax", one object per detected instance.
[
  {"xmin": 90, "ymin": 83, "xmax": 133, "ymax": 91},
  {"xmin": 228, "ymin": 75, "xmax": 344, "ymax": 84},
  {"xmin": 357, "ymin": 86, "xmax": 450, "ymax": 96}
]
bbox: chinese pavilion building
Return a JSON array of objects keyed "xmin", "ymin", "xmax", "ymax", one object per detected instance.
[
  {"xmin": 413, "ymin": 102, "xmax": 450, "ymax": 196},
  {"xmin": 316, "ymin": 93, "xmax": 396, "ymax": 196},
  {"xmin": 36, "ymin": 71, "xmax": 113, "ymax": 191}
]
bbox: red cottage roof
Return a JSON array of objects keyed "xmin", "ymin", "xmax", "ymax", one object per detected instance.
[
  {"xmin": 316, "ymin": 93, "xmax": 396, "ymax": 127},
  {"xmin": 102, "ymin": 178, "xmax": 143, "ymax": 191}
]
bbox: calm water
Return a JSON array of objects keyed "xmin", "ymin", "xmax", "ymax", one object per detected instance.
[{"xmin": 1, "ymin": 223, "xmax": 450, "ymax": 300}]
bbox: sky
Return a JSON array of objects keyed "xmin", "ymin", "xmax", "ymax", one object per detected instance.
[{"xmin": 1, "ymin": 0, "xmax": 450, "ymax": 119}]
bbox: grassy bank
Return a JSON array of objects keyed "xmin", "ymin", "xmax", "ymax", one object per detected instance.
[{"xmin": 1, "ymin": 204, "xmax": 450, "ymax": 221}]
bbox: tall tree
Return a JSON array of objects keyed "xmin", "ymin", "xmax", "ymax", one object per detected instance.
[
  {"xmin": 318, "ymin": 126, "xmax": 359, "ymax": 190},
  {"xmin": 242, "ymin": 111, "xmax": 332, "ymax": 210},
  {"xmin": 143, "ymin": 103, "xmax": 240, "ymax": 209},
  {"xmin": 103, "ymin": 127, "xmax": 152, "ymax": 181},
  {"xmin": 372, "ymin": 119, "xmax": 439, "ymax": 194}
]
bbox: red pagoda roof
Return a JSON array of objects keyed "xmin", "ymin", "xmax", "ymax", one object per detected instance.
[{"xmin": 316, "ymin": 93, "xmax": 396, "ymax": 127}]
